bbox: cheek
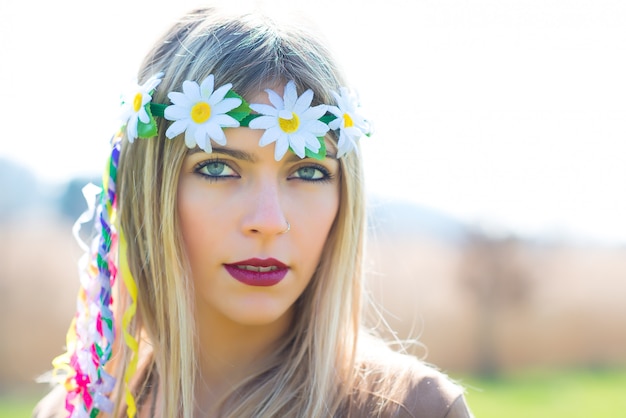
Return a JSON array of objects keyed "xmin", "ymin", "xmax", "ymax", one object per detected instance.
[
  {"xmin": 292, "ymin": 187, "xmax": 340, "ymax": 260},
  {"xmin": 177, "ymin": 183, "xmax": 226, "ymax": 266}
]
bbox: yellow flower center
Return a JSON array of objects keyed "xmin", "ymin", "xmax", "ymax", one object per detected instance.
[
  {"xmin": 278, "ymin": 112, "xmax": 300, "ymax": 133},
  {"xmin": 132, "ymin": 93, "xmax": 143, "ymax": 113},
  {"xmin": 191, "ymin": 102, "xmax": 212, "ymax": 124},
  {"xmin": 343, "ymin": 112, "xmax": 354, "ymax": 128}
]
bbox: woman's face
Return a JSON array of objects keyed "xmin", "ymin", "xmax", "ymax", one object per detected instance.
[{"xmin": 177, "ymin": 88, "xmax": 340, "ymax": 329}]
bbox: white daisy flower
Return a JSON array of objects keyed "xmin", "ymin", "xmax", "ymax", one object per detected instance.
[
  {"xmin": 119, "ymin": 73, "xmax": 163, "ymax": 142},
  {"xmin": 249, "ymin": 81, "xmax": 329, "ymax": 160},
  {"xmin": 327, "ymin": 87, "xmax": 371, "ymax": 158},
  {"xmin": 164, "ymin": 75, "xmax": 242, "ymax": 152}
]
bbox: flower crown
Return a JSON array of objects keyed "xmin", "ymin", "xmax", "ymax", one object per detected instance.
[{"xmin": 119, "ymin": 72, "xmax": 372, "ymax": 160}]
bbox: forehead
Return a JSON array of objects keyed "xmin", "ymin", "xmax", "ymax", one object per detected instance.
[{"xmin": 246, "ymin": 83, "xmax": 285, "ymax": 105}]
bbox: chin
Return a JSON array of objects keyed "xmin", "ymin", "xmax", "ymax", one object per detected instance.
[
  {"xmin": 231, "ymin": 307, "xmax": 292, "ymax": 327},
  {"xmin": 221, "ymin": 297, "xmax": 295, "ymax": 328}
]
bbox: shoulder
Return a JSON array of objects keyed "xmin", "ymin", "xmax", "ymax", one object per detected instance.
[
  {"xmin": 348, "ymin": 341, "xmax": 473, "ymax": 418},
  {"xmin": 32, "ymin": 385, "xmax": 66, "ymax": 418}
]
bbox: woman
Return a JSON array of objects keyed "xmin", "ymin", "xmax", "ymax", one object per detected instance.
[{"xmin": 34, "ymin": 5, "xmax": 473, "ymax": 417}]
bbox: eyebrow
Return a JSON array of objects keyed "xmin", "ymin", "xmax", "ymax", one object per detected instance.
[
  {"xmin": 189, "ymin": 146, "xmax": 338, "ymax": 162},
  {"xmin": 285, "ymin": 147, "xmax": 339, "ymax": 162},
  {"xmin": 189, "ymin": 146, "xmax": 257, "ymax": 162}
]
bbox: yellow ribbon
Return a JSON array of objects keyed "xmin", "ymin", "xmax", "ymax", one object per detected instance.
[{"xmin": 119, "ymin": 230, "xmax": 139, "ymax": 417}]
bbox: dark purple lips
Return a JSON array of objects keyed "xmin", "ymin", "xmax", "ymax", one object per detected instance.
[{"xmin": 224, "ymin": 258, "xmax": 289, "ymax": 287}]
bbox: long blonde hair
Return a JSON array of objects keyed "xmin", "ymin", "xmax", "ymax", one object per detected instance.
[{"xmin": 114, "ymin": 6, "xmax": 366, "ymax": 417}]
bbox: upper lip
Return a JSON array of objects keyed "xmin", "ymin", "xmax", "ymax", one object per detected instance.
[{"xmin": 226, "ymin": 258, "xmax": 288, "ymax": 269}]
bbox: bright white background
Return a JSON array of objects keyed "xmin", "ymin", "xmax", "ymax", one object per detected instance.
[{"xmin": 1, "ymin": 0, "xmax": 625, "ymax": 244}]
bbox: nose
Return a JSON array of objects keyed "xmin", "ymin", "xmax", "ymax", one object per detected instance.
[{"xmin": 241, "ymin": 180, "xmax": 289, "ymax": 236}]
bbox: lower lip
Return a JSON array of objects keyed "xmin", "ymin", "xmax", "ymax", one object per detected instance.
[{"xmin": 224, "ymin": 265, "xmax": 288, "ymax": 287}]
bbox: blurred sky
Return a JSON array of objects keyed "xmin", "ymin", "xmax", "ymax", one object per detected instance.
[{"xmin": 1, "ymin": 0, "xmax": 625, "ymax": 244}]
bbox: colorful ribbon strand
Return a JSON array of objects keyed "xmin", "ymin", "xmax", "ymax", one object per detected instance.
[{"xmin": 53, "ymin": 136, "xmax": 121, "ymax": 417}]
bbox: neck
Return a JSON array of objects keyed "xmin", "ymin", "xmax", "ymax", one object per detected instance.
[{"xmin": 193, "ymin": 304, "xmax": 294, "ymax": 409}]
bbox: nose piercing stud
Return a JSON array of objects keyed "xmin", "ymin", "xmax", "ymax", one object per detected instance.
[{"xmin": 280, "ymin": 221, "xmax": 291, "ymax": 234}]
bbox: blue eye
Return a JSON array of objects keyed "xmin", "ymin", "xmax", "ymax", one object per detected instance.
[
  {"xmin": 296, "ymin": 167, "xmax": 323, "ymax": 180},
  {"xmin": 290, "ymin": 165, "xmax": 332, "ymax": 182},
  {"xmin": 194, "ymin": 160, "xmax": 238, "ymax": 180}
]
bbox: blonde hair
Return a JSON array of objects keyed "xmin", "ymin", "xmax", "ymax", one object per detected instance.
[{"xmin": 113, "ymin": 6, "xmax": 366, "ymax": 417}]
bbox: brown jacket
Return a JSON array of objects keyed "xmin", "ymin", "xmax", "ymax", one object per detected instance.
[{"xmin": 344, "ymin": 351, "xmax": 473, "ymax": 417}]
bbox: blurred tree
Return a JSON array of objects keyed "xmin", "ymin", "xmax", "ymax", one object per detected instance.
[
  {"xmin": 461, "ymin": 232, "xmax": 532, "ymax": 377},
  {"xmin": 59, "ymin": 177, "xmax": 100, "ymax": 221},
  {"xmin": 0, "ymin": 158, "xmax": 39, "ymax": 219}
]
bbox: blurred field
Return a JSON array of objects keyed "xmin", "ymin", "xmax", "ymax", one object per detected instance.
[
  {"xmin": 366, "ymin": 234, "xmax": 626, "ymax": 374},
  {"xmin": 0, "ymin": 215, "xmax": 80, "ymax": 397},
  {"xmin": 462, "ymin": 368, "xmax": 626, "ymax": 418},
  {"xmin": 0, "ymin": 395, "xmax": 42, "ymax": 418}
]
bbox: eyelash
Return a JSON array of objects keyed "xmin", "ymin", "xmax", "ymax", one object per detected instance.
[
  {"xmin": 193, "ymin": 159, "xmax": 239, "ymax": 182},
  {"xmin": 289, "ymin": 164, "xmax": 334, "ymax": 183}
]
